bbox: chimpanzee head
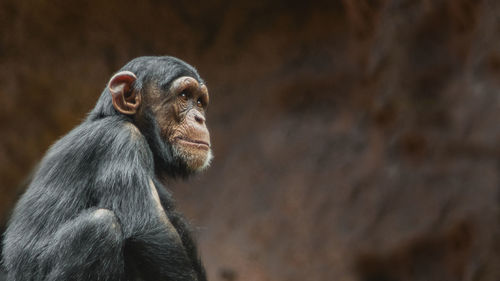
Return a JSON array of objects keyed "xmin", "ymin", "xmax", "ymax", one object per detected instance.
[{"xmin": 90, "ymin": 56, "xmax": 213, "ymax": 178}]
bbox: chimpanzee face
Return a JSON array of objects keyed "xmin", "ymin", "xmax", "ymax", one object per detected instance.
[{"xmin": 148, "ymin": 76, "xmax": 212, "ymax": 172}]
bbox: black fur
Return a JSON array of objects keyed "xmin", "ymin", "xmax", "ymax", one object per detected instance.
[{"xmin": 2, "ymin": 56, "xmax": 208, "ymax": 281}]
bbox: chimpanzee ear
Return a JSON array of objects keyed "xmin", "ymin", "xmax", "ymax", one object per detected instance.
[{"xmin": 108, "ymin": 71, "xmax": 141, "ymax": 115}]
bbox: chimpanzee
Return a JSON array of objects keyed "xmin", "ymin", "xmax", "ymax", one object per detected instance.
[{"xmin": 2, "ymin": 56, "xmax": 213, "ymax": 281}]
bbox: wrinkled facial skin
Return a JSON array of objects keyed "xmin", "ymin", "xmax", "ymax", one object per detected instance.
[{"xmin": 148, "ymin": 76, "xmax": 212, "ymax": 173}]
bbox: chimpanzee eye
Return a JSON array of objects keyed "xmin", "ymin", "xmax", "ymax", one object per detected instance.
[
  {"xmin": 197, "ymin": 98, "xmax": 203, "ymax": 107},
  {"xmin": 179, "ymin": 91, "xmax": 188, "ymax": 100}
]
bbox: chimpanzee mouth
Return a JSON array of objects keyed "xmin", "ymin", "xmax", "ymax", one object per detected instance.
[{"xmin": 175, "ymin": 137, "xmax": 210, "ymax": 149}]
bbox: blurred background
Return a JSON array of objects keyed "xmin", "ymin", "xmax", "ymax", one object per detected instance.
[{"xmin": 0, "ymin": 0, "xmax": 499, "ymax": 280}]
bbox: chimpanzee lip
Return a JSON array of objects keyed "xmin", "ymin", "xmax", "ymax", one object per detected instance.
[{"xmin": 175, "ymin": 137, "xmax": 210, "ymax": 149}]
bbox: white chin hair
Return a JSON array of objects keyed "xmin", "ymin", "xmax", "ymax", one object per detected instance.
[
  {"xmin": 172, "ymin": 145, "xmax": 213, "ymax": 172},
  {"xmin": 199, "ymin": 149, "xmax": 213, "ymax": 171}
]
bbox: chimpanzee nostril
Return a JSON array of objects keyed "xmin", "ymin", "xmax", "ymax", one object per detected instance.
[{"xmin": 194, "ymin": 114, "xmax": 205, "ymax": 124}]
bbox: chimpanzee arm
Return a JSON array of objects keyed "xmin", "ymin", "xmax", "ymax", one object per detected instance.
[
  {"xmin": 156, "ymin": 181, "xmax": 208, "ymax": 281},
  {"xmin": 37, "ymin": 209, "xmax": 124, "ymax": 281}
]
